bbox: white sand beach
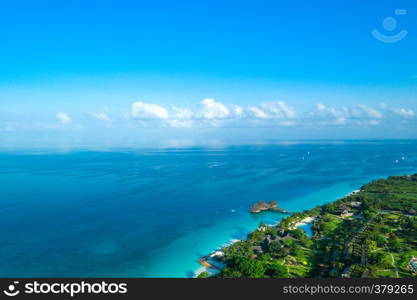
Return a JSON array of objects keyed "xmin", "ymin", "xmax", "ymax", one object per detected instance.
[{"xmin": 291, "ymin": 216, "xmax": 316, "ymax": 230}]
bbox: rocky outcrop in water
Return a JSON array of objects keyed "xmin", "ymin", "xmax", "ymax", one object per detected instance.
[{"xmin": 250, "ymin": 200, "xmax": 288, "ymax": 214}]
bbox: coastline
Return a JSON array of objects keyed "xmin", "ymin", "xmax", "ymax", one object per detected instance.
[
  {"xmin": 289, "ymin": 216, "xmax": 316, "ymax": 230},
  {"xmin": 130, "ymin": 169, "xmax": 415, "ymax": 278},
  {"xmin": 205, "ymin": 174, "xmax": 417, "ymax": 278},
  {"xmin": 195, "ymin": 187, "xmax": 362, "ymax": 277}
]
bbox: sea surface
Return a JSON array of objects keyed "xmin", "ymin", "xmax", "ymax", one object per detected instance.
[{"xmin": 1, "ymin": 140, "xmax": 417, "ymax": 277}]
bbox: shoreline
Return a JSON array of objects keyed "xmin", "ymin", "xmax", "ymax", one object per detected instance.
[
  {"xmin": 195, "ymin": 239, "xmax": 240, "ymax": 277},
  {"xmin": 204, "ymin": 174, "xmax": 417, "ymax": 278},
  {"xmin": 195, "ymin": 187, "xmax": 362, "ymax": 277},
  {"xmin": 289, "ymin": 216, "xmax": 316, "ymax": 230},
  {"xmin": 138, "ymin": 171, "xmax": 414, "ymax": 278}
]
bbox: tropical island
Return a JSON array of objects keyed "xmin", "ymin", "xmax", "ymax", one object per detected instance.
[{"xmin": 198, "ymin": 174, "xmax": 417, "ymax": 278}]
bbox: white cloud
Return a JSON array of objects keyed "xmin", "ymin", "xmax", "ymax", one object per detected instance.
[
  {"xmin": 392, "ymin": 107, "xmax": 415, "ymax": 118},
  {"xmin": 199, "ymin": 98, "xmax": 229, "ymax": 119},
  {"xmin": 171, "ymin": 106, "xmax": 193, "ymax": 119},
  {"xmin": 316, "ymin": 103, "xmax": 327, "ymax": 111},
  {"xmin": 260, "ymin": 101, "xmax": 296, "ymax": 118},
  {"xmin": 246, "ymin": 101, "xmax": 296, "ymax": 120},
  {"xmin": 356, "ymin": 104, "xmax": 383, "ymax": 119},
  {"xmin": 230, "ymin": 104, "xmax": 245, "ymax": 117},
  {"xmin": 56, "ymin": 112, "xmax": 72, "ymax": 124},
  {"xmin": 92, "ymin": 112, "xmax": 112, "ymax": 123},
  {"xmin": 165, "ymin": 107, "xmax": 194, "ymax": 128},
  {"xmin": 311, "ymin": 104, "xmax": 345, "ymax": 119},
  {"xmin": 309, "ymin": 104, "xmax": 384, "ymax": 126},
  {"xmin": 247, "ymin": 106, "xmax": 269, "ymax": 119},
  {"xmin": 131, "ymin": 102, "xmax": 169, "ymax": 119}
]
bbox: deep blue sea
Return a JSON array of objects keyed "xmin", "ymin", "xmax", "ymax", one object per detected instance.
[{"xmin": 1, "ymin": 140, "xmax": 417, "ymax": 277}]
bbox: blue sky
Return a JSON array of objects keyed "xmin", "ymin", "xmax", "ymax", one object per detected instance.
[{"xmin": 0, "ymin": 0, "xmax": 416, "ymax": 148}]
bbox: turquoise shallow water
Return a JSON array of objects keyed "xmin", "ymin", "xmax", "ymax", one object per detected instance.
[{"xmin": 0, "ymin": 141, "xmax": 417, "ymax": 277}]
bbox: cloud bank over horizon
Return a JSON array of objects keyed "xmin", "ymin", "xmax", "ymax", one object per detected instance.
[
  {"xmin": 126, "ymin": 98, "xmax": 415, "ymax": 129},
  {"xmin": 1, "ymin": 96, "xmax": 416, "ymax": 149},
  {"xmin": 1, "ymin": 98, "xmax": 416, "ymax": 134}
]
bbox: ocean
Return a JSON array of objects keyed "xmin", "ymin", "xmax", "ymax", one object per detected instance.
[{"xmin": 0, "ymin": 140, "xmax": 416, "ymax": 277}]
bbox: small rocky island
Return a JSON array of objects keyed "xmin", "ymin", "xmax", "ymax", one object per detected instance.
[{"xmin": 250, "ymin": 200, "xmax": 289, "ymax": 214}]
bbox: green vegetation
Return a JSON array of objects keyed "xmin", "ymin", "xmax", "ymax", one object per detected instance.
[
  {"xmin": 197, "ymin": 271, "xmax": 210, "ymax": 278},
  {"xmin": 212, "ymin": 174, "xmax": 417, "ymax": 278}
]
